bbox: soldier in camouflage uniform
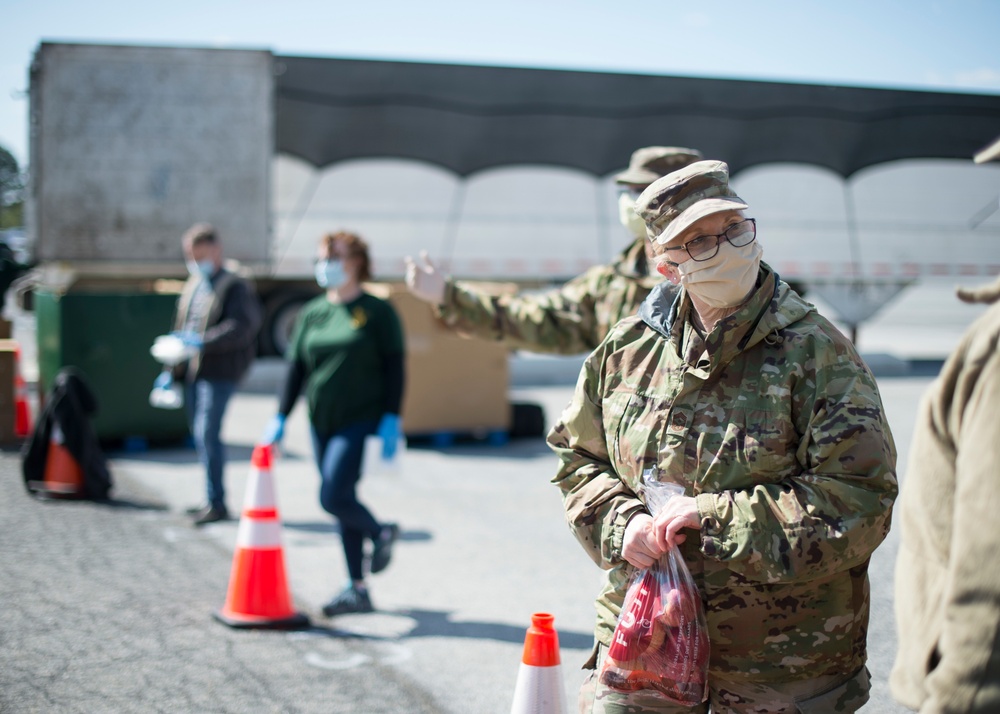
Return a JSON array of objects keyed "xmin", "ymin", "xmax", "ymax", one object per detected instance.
[
  {"xmin": 547, "ymin": 160, "xmax": 898, "ymax": 713},
  {"xmin": 404, "ymin": 147, "xmax": 701, "ymax": 354}
]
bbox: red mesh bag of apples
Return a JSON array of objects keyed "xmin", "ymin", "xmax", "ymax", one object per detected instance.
[{"xmin": 599, "ymin": 478, "xmax": 709, "ymax": 704}]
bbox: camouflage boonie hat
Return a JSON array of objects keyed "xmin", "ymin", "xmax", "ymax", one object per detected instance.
[
  {"xmin": 634, "ymin": 159, "xmax": 749, "ymax": 245},
  {"xmin": 614, "ymin": 146, "xmax": 704, "ymax": 187}
]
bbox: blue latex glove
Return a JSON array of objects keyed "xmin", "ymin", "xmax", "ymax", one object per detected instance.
[
  {"xmin": 153, "ymin": 371, "xmax": 172, "ymax": 389},
  {"xmin": 171, "ymin": 330, "xmax": 204, "ymax": 349},
  {"xmin": 377, "ymin": 413, "xmax": 402, "ymax": 460},
  {"xmin": 261, "ymin": 414, "xmax": 286, "ymax": 445}
]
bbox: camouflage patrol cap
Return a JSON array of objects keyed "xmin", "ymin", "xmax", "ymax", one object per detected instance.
[
  {"xmin": 634, "ymin": 159, "xmax": 749, "ymax": 245},
  {"xmin": 613, "ymin": 146, "xmax": 704, "ymax": 187}
]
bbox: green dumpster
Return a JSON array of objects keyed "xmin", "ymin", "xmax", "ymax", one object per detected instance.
[{"xmin": 35, "ymin": 289, "xmax": 189, "ymax": 442}]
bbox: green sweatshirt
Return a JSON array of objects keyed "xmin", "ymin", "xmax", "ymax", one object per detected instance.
[{"xmin": 287, "ymin": 293, "xmax": 404, "ymax": 435}]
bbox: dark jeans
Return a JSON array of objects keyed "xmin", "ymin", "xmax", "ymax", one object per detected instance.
[
  {"xmin": 185, "ymin": 379, "xmax": 237, "ymax": 512},
  {"xmin": 311, "ymin": 420, "xmax": 381, "ymax": 581}
]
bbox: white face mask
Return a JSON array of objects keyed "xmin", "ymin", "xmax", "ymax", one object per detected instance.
[
  {"xmin": 675, "ymin": 240, "xmax": 763, "ymax": 309},
  {"xmin": 315, "ymin": 259, "xmax": 347, "ymax": 289},
  {"xmin": 618, "ymin": 192, "xmax": 648, "ymax": 240}
]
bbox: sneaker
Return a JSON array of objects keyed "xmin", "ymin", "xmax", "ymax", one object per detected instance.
[
  {"xmin": 191, "ymin": 505, "xmax": 229, "ymax": 526},
  {"xmin": 184, "ymin": 503, "xmax": 209, "ymax": 515},
  {"xmin": 322, "ymin": 585, "xmax": 374, "ymax": 617},
  {"xmin": 370, "ymin": 523, "xmax": 400, "ymax": 574}
]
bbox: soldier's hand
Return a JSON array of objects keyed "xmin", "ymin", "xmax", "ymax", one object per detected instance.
[
  {"xmin": 652, "ymin": 496, "xmax": 699, "ymax": 552},
  {"xmin": 622, "ymin": 513, "xmax": 664, "ymax": 569},
  {"xmin": 404, "ymin": 251, "xmax": 447, "ymax": 305}
]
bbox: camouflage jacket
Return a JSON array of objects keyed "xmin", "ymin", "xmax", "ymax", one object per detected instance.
[
  {"xmin": 435, "ymin": 238, "xmax": 671, "ymax": 354},
  {"xmin": 547, "ymin": 264, "xmax": 897, "ymax": 682}
]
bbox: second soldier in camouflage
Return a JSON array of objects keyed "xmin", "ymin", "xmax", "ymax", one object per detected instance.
[{"xmin": 406, "ymin": 147, "xmax": 702, "ymax": 354}]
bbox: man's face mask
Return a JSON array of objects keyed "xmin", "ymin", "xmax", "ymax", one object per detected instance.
[
  {"xmin": 186, "ymin": 259, "xmax": 215, "ymax": 280},
  {"xmin": 674, "ymin": 240, "xmax": 763, "ymax": 309},
  {"xmin": 618, "ymin": 191, "xmax": 647, "ymax": 240},
  {"xmin": 315, "ymin": 259, "xmax": 347, "ymax": 289}
]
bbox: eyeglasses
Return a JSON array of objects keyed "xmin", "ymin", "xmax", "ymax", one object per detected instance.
[{"xmin": 663, "ymin": 218, "xmax": 756, "ymax": 263}]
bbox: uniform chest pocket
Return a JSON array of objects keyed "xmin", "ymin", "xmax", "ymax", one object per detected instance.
[
  {"xmin": 603, "ymin": 391, "xmax": 664, "ymax": 486},
  {"xmin": 718, "ymin": 407, "xmax": 798, "ymax": 479}
]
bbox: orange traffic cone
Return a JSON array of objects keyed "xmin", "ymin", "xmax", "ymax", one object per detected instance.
[
  {"xmin": 510, "ymin": 613, "xmax": 568, "ymax": 714},
  {"xmin": 31, "ymin": 422, "xmax": 86, "ymax": 498},
  {"xmin": 213, "ymin": 444, "xmax": 309, "ymax": 629},
  {"xmin": 13, "ymin": 344, "xmax": 31, "ymax": 439}
]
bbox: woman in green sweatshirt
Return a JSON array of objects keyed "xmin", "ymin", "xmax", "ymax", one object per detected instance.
[{"xmin": 263, "ymin": 231, "xmax": 405, "ymax": 616}]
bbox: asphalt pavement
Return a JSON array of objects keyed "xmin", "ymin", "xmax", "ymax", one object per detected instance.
[{"xmin": 0, "ymin": 446, "xmax": 441, "ymax": 714}]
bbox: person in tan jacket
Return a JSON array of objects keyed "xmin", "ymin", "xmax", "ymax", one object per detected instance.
[{"xmin": 890, "ymin": 275, "xmax": 1000, "ymax": 713}]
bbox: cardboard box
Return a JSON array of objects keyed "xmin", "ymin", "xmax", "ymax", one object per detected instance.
[
  {"xmin": 383, "ymin": 285, "xmax": 512, "ymax": 436},
  {"xmin": 0, "ymin": 340, "xmax": 18, "ymax": 444}
]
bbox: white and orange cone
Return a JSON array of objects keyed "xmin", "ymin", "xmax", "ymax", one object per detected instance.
[
  {"xmin": 31, "ymin": 422, "xmax": 85, "ymax": 499},
  {"xmin": 213, "ymin": 444, "xmax": 309, "ymax": 629},
  {"xmin": 13, "ymin": 344, "xmax": 31, "ymax": 439},
  {"xmin": 510, "ymin": 613, "xmax": 568, "ymax": 714}
]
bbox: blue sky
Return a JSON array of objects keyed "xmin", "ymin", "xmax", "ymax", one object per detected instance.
[{"xmin": 3, "ymin": 0, "xmax": 1000, "ymax": 167}]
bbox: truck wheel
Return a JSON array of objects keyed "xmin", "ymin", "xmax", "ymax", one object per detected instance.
[{"xmin": 259, "ymin": 291, "xmax": 314, "ymax": 356}]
